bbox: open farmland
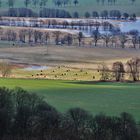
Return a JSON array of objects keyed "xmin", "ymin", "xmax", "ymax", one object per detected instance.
[
  {"xmin": 0, "ymin": 0, "xmax": 140, "ymax": 139},
  {"xmin": 0, "ymin": 78, "xmax": 140, "ymax": 121},
  {"xmin": 0, "ymin": 46, "xmax": 140, "ymax": 68},
  {"xmin": 0, "ymin": 0, "xmax": 140, "ymax": 16},
  {"xmin": 0, "ymin": 46, "xmax": 140, "ymax": 120},
  {"xmin": 0, "ymin": 45, "xmax": 140, "ymax": 80}
]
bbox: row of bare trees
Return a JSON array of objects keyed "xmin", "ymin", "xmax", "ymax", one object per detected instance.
[
  {"xmin": 99, "ymin": 58, "xmax": 140, "ymax": 82},
  {"xmin": 0, "ymin": 27, "xmax": 75, "ymax": 46},
  {"xmin": 84, "ymin": 10, "xmax": 136, "ymax": 20},
  {"xmin": 0, "ymin": 87, "xmax": 139, "ymax": 140},
  {"xmin": 0, "ymin": 17, "xmax": 114, "ymax": 30},
  {"xmin": 0, "ymin": 27, "xmax": 140, "ymax": 48},
  {"xmin": 78, "ymin": 29, "xmax": 140, "ymax": 49}
]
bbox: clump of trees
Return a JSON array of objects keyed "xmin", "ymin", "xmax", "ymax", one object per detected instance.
[
  {"xmin": 84, "ymin": 10, "xmax": 136, "ymax": 21},
  {"xmin": 53, "ymin": 0, "xmax": 79, "ymax": 7},
  {"xmin": 5, "ymin": 7, "xmax": 72, "ymax": 18},
  {"xmin": 0, "ymin": 87, "xmax": 139, "ymax": 140},
  {"xmin": 112, "ymin": 61, "xmax": 125, "ymax": 81},
  {"xmin": 127, "ymin": 57, "xmax": 140, "ymax": 81},
  {"xmin": 39, "ymin": 8, "xmax": 71, "ymax": 18},
  {"xmin": 98, "ymin": 58, "xmax": 140, "ymax": 82},
  {"xmin": 98, "ymin": 62, "xmax": 110, "ymax": 81}
]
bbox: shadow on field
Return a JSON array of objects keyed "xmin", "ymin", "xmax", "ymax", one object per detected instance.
[
  {"xmin": 65, "ymin": 80, "xmax": 139, "ymax": 85},
  {"xmin": 65, "ymin": 81, "xmax": 105, "ymax": 85}
]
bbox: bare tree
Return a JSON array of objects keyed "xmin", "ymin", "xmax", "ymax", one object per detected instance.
[
  {"xmin": 27, "ymin": 29, "xmax": 33, "ymax": 43},
  {"xmin": 102, "ymin": 33, "xmax": 112, "ymax": 47},
  {"xmin": 127, "ymin": 58, "xmax": 140, "ymax": 81},
  {"xmin": 32, "ymin": 0, "xmax": 39, "ymax": 7},
  {"xmin": 78, "ymin": 32, "xmax": 83, "ymax": 46},
  {"xmin": 98, "ymin": 63, "xmax": 110, "ymax": 81},
  {"xmin": 54, "ymin": 31, "xmax": 61, "ymax": 45},
  {"xmin": 73, "ymin": 0, "xmax": 79, "ymax": 6},
  {"xmin": 92, "ymin": 28, "xmax": 100, "ymax": 47},
  {"xmin": 119, "ymin": 34, "xmax": 128, "ymax": 48},
  {"xmin": 129, "ymin": 30, "xmax": 139, "ymax": 48},
  {"xmin": 131, "ymin": 35, "xmax": 138, "ymax": 49},
  {"xmin": 40, "ymin": 0, "xmax": 48, "ymax": 8},
  {"xmin": 8, "ymin": 0, "xmax": 15, "ymax": 8},
  {"xmin": 44, "ymin": 32, "xmax": 50, "ymax": 45},
  {"xmin": 5, "ymin": 30, "xmax": 17, "ymax": 45},
  {"xmin": 111, "ymin": 35, "xmax": 117, "ymax": 48},
  {"xmin": 24, "ymin": 0, "xmax": 31, "ymax": 8},
  {"xmin": 19, "ymin": 29, "xmax": 26, "ymax": 43},
  {"xmin": 112, "ymin": 62, "xmax": 125, "ymax": 81}
]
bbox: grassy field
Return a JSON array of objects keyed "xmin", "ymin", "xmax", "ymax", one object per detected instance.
[
  {"xmin": 0, "ymin": 78, "xmax": 140, "ymax": 121},
  {"xmin": 0, "ymin": 0, "xmax": 140, "ymax": 16},
  {"xmin": 12, "ymin": 66, "xmax": 102, "ymax": 81}
]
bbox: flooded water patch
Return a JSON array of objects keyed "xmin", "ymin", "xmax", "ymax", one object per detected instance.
[
  {"xmin": 119, "ymin": 19, "xmax": 140, "ymax": 32},
  {"xmin": 24, "ymin": 65, "xmax": 49, "ymax": 71}
]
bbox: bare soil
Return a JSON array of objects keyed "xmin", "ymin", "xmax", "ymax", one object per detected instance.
[{"xmin": 0, "ymin": 45, "xmax": 140, "ymax": 69}]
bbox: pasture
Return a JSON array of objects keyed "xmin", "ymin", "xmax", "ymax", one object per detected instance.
[{"xmin": 0, "ymin": 78, "xmax": 140, "ymax": 121}]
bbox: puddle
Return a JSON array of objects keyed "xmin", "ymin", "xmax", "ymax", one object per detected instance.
[{"xmin": 24, "ymin": 65, "xmax": 49, "ymax": 71}]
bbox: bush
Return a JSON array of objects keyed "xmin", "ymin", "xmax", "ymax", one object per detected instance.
[{"xmin": 0, "ymin": 62, "xmax": 12, "ymax": 77}]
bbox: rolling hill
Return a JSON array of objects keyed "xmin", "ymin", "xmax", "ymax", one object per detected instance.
[{"xmin": 0, "ymin": 0, "xmax": 140, "ymax": 17}]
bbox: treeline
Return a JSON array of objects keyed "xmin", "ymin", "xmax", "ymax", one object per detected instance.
[
  {"xmin": 1, "ymin": 8, "xmax": 71, "ymax": 18},
  {"xmin": 1, "ymin": 8, "xmax": 137, "ymax": 20},
  {"xmin": 0, "ymin": 0, "xmax": 137, "ymax": 8},
  {"xmin": 0, "ymin": 28, "xmax": 74, "ymax": 46},
  {"xmin": 40, "ymin": 8, "xmax": 71, "ymax": 18},
  {"xmin": 83, "ymin": 10, "xmax": 136, "ymax": 20},
  {"xmin": 96, "ymin": 0, "xmax": 137, "ymax": 5},
  {"xmin": 0, "ymin": 0, "xmax": 79, "ymax": 8},
  {"xmin": 98, "ymin": 58, "xmax": 140, "ymax": 82},
  {"xmin": 0, "ymin": 87, "xmax": 140, "ymax": 140},
  {"xmin": 1, "ymin": 27, "xmax": 140, "ymax": 49},
  {"xmin": 0, "ymin": 0, "xmax": 137, "ymax": 18}
]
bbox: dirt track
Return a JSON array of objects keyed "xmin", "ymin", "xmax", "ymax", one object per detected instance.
[{"xmin": 0, "ymin": 46, "xmax": 140, "ymax": 69}]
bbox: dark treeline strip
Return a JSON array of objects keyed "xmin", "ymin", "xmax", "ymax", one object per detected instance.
[
  {"xmin": 0, "ymin": 0, "xmax": 137, "ymax": 9},
  {"xmin": 0, "ymin": 87, "xmax": 140, "ymax": 140},
  {"xmin": 0, "ymin": 8, "xmax": 71, "ymax": 18},
  {"xmin": 84, "ymin": 10, "xmax": 136, "ymax": 21},
  {"xmin": 0, "ymin": 7, "xmax": 137, "ymax": 20}
]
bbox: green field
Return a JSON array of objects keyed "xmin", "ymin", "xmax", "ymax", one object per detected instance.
[
  {"xmin": 0, "ymin": 0, "xmax": 140, "ymax": 16},
  {"xmin": 0, "ymin": 78, "xmax": 140, "ymax": 121}
]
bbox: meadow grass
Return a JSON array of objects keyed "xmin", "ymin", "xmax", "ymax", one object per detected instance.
[
  {"xmin": 0, "ymin": 78, "xmax": 140, "ymax": 121},
  {"xmin": 12, "ymin": 67, "xmax": 101, "ymax": 81}
]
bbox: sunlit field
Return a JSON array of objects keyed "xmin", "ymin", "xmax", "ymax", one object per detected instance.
[{"xmin": 0, "ymin": 78, "xmax": 140, "ymax": 121}]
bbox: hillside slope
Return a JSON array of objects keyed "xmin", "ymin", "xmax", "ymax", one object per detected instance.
[{"xmin": 0, "ymin": 0, "xmax": 140, "ymax": 17}]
